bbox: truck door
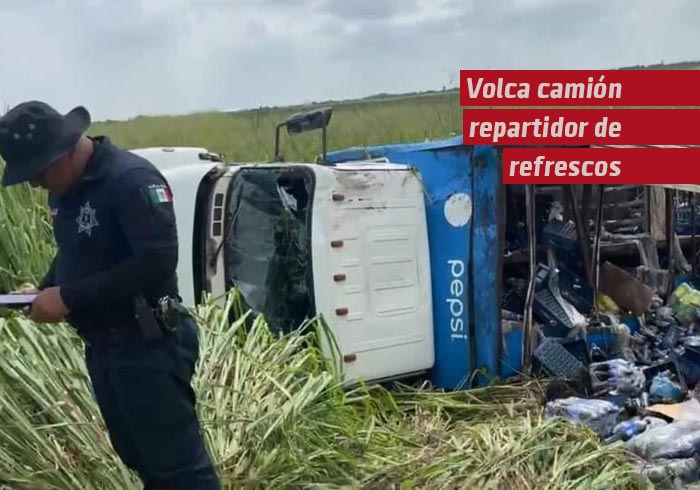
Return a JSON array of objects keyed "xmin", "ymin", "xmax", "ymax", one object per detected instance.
[
  {"xmin": 323, "ymin": 139, "xmax": 503, "ymax": 390},
  {"xmin": 310, "ymin": 163, "xmax": 435, "ymax": 385}
]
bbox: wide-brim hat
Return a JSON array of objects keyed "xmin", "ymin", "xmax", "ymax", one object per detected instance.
[{"xmin": 0, "ymin": 101, "xmax": 91, "ymax": 186}]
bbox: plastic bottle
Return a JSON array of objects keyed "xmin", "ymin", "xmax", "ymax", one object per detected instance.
[
  {"xmin": 626, "ymin": 420, "xmax": 700, "ymax": 459},
  {"xmin": 545, "ymin": 397, "xmax": 621, "ymax": 437},
  {"xmin": 590, "ymin": 359, "xmax": 645, "ymax": 395},
  {"xmin": 604, "ymin": 418, "xmax": 648, "ymax": 443},
  {"xmin": 604, "ymin": 416, "xmax": 668, "ymax": 444},
  {"xmin": 590, "ymin": 344, "xmax": 607, "ymax": 363}
]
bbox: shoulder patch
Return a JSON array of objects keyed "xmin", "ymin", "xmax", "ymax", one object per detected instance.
[{"xmin": 147, "ymin": 183, "xmax": 173, "ymax": 204}]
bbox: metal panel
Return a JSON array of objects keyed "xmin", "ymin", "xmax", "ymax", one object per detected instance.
[
  {"xmin": 471, "ymin": 145, "xmax": 503, "ymax": 385},
  {"xmin": 324, "ymin": 137, "xmax": 475, "ymax": 390},
  {"xmin": 310, "ymin": 165, "xmax": 435, "ymax": 385},
  {"xmin": 149, "ymin": 160, "xmax": 221, "ymax": 308}
]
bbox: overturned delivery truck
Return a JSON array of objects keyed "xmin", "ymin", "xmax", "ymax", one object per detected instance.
[{"xmin": 130, "ymin": 107, "xmax": 700, "ymax": 392}]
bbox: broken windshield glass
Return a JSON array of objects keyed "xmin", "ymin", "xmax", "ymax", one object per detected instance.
[{"xmin": 223, "ymin": 167, "xmax": 315, "ymax": 334}]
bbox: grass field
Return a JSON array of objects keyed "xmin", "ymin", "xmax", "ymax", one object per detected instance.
[
  {"xmin": 2, "ymin": 62, "xmax": 699, "ymax": 488},
  {"xmin": 91, "ymin": 90, "xmax": 464, "ymax": 163}
]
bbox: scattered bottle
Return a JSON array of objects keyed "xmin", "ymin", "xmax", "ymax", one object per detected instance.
[
  {"xmin": 604, "ymin": 416, "xmax": 668, "ymax": 444},
  {"xmin": 590, "ymin": 344, "xmax": 608, "ymax": 363},
  {"xmin": 545, "ymin": 397, "xmax": 621, "ymax": 438},
  {"xmin": 590, "ymin": 359, "xmax": 646, "ymax": 396}
]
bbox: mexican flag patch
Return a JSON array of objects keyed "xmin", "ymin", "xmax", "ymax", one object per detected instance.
[{"xmin": 147, "ymin": 184, "xmax": 173, "ymax": 204}]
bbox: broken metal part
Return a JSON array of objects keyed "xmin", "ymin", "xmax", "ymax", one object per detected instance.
[
  {"xmin": 564, "ymin": 185, "xmax": 594, "ymax": 287},
  {"xmin": 545, "ymin": 248, "xmax": 588, "ymax": 337},
  {"xmin": 522, "ymin": 184, "xmax": 537, "ymax": 375},
  {"xmin": 592, "ymin": 184, "xmax": 605, "ymax": 319}
]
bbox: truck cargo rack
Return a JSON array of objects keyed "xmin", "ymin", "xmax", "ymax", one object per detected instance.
[{"xmin": 508, "ymin": 177, "xmax": 700, "ymax": 377}]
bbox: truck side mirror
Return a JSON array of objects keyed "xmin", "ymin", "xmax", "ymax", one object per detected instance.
[
  {"xmin": 272, "ymin": 107, "xmax": 333, "ymax": 163},
  {"xmin": 285, "ymin": 107, "xmax": 332, "ymax": 134}
]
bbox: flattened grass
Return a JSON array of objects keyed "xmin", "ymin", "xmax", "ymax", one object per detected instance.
[{"xmin": 0, "ymin": 293, "xmax": 647, "ymax": 489}]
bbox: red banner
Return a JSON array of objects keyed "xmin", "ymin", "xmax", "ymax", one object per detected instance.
[
  {"xmin": 463, "ymin": 109, "xmax": 700, "ymax": 145},
  {"xmin": 460, "ymin": 70, "xmax": 700, "ymax": 107},
  {"xmin": 502, "ymin": 147, "xmax": 700, "ymax": 184}
]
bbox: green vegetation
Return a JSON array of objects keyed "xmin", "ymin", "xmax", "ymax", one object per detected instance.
[
  {"xmin": 4, "ymin": 61, "xmax": 697, "ymax": 488},
  {"xmin": 91, "ymin": 90, "xmax": 463, "ymax": 164},
  {"xmin": 0, "ymin": 292, "xmax": 645, "ymax": 489},
  {"xmin": 0, "ymin": 183, "xmax": 54, "ymax": 293}
]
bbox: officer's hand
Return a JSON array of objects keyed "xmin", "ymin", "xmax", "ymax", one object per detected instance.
[{"xmin": 29, "ymin": 287, "xmax": 69, "ymax": 323}]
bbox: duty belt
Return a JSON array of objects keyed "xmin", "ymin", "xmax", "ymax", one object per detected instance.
[
  {"xmin": 133, "ymin": 293, "xmax": 194, "ymax": 385},
  {"xmin": 133, "ymin": 294, "xmax": 188, "ymax": 341}
]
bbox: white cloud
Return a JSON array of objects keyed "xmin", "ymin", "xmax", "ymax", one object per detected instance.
[{"xmin": 0, "ymin": 0, "xmax": 697, "ymax": 120}]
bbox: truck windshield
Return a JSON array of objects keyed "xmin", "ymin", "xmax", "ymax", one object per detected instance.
[{"xmin": 223, "ymin": 167, "xmax": 315, "ymax": 333}]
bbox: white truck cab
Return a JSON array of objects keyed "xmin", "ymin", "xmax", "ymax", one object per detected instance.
[{"xmin": 130, "ymin": 139, "xmax": 436, "ymax": 386}]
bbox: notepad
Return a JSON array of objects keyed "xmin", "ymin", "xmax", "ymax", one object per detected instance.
[{"xmin": 0, "ymin": 294, "xmax": 37, "ymax": 308}]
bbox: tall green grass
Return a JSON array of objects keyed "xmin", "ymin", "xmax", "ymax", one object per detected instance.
[
  {"xmin": 0, "ymin": 292, "xmax": 647, "ymax": 489},
  {"xmin": 0, "ymin": 162, "xmax": 55, "ymax": 292},
  {"xmin": 91, "ymin": 91, "xmax": 463, "ymax": 163}
]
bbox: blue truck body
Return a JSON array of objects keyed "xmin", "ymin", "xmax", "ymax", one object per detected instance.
[{"xmin": 323, "ymin": 136, "xmax": 651, "ymax": 390}]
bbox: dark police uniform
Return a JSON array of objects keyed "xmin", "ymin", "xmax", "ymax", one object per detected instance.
[{"xmin": 40, "ymin": 136, "xmax": 220, "ymax": 489}]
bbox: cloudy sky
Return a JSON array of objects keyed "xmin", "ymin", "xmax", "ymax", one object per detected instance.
[{"xmin": 0, "ymin": 0, "xmax": 697, "ymax": 121}]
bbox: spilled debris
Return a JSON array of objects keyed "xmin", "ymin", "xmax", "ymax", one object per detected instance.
[
  {"xmin": 502, "ymin": 186, "xmax": 700, "ymax": 488},
  {"xmin": 523, "ymin": 276, "xmax": 700, "ymax": 488}
]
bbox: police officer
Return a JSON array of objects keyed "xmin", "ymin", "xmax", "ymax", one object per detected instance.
[{"xmin": 0, "ymin": 101, "xmax": 221, "ymax": 490}]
